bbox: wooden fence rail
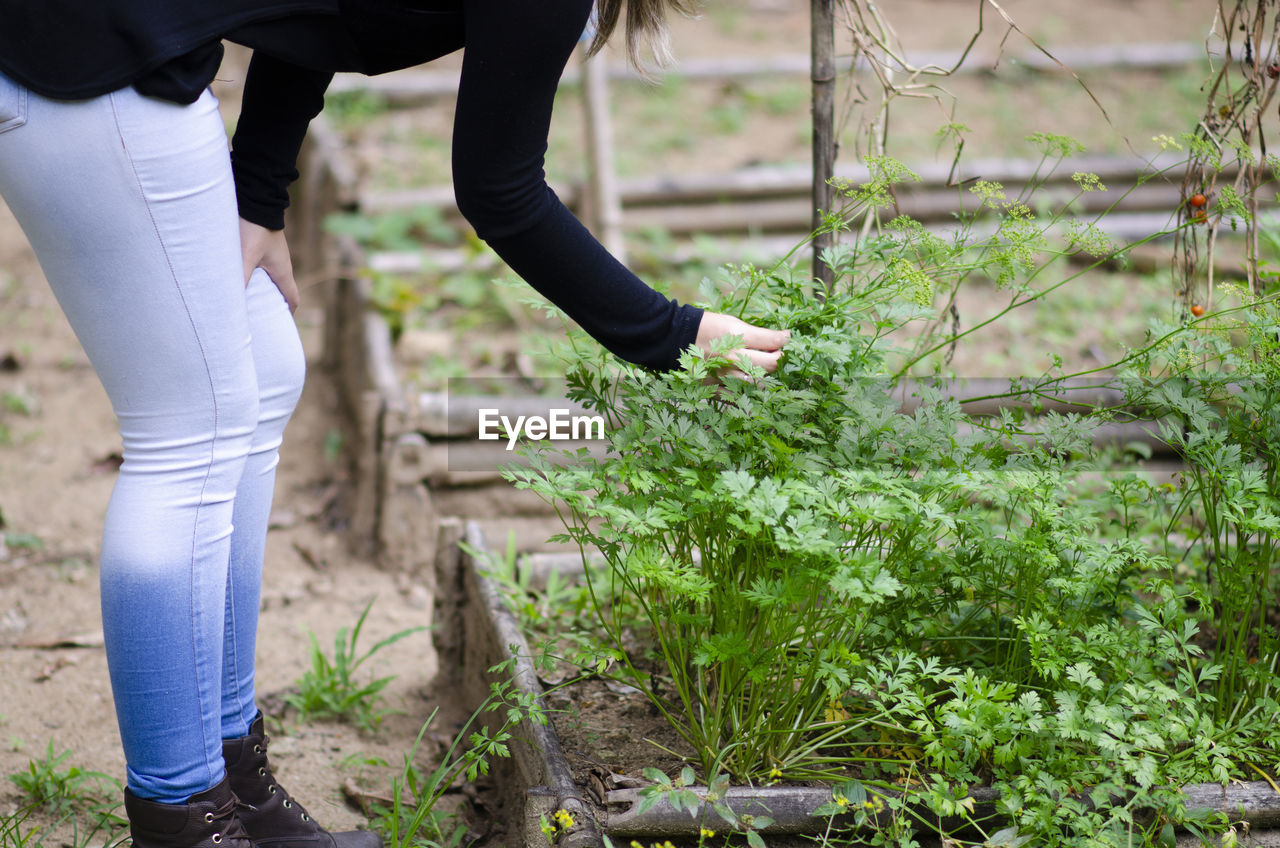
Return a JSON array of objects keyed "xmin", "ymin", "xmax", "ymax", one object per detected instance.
[
  {"xmin": 357, "ymin": 152, "xmax": 1255, "ymax": 248},
  {"xmin": 326, "ymin": 41, "xmax": 1209, "ymax": 104}
]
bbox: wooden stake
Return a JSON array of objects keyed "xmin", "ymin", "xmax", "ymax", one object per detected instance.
[
  {"xmin": 581, "ymin": 48, "xmax": 628, "ymax": 263},
  {"xmin": 811, "ymin": 0, "xmax": 837, "ymax": 294}
]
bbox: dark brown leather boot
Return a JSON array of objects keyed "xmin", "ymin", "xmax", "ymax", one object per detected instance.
[
  {"xmin": 222, "ymin": 714, "xmax": 382, "ymax": 848},
  {"xmin": 124, "ymin": 775, "xmax": 253, "ymax": 848}
]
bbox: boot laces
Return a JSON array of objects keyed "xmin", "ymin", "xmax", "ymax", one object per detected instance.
[
  {"xmin": 205, "ymin": 794, "xmax": 255, "ymax": 848},
  {"xmin": 254, "ymin": 745, "xmax": 316, "ymax": 825}
]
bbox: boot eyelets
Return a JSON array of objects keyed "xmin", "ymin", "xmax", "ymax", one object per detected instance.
[
  {"xmin": 205, "ymin": 813, "xmax": 215, "ymax": 823},
  {"xmin": 212, "ymin": 834, "xmax": 223, "ymax": 844},
  {"xmin": 283, "ymin": 800, "xmax": 292, "ymax": 809},
  {"xmin": 300, "ymin": 814, "xmax": 310, "ymax": 822},
  {"xmin": 253, "ymin": 745, "xmax": 262, "ymax": 754},
  {"xmin": 258, "ymin": 767, "xmax": 266, "ymax": 776},
  {"xmin": 268, "ymin": 785, "xmax": 277, "ymax": 795}
]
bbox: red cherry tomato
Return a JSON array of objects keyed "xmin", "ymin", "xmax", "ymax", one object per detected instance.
[
  {"xmin": 1189, "ymin": 193, "xmax": 1207, "ymax": 208},
  {"xmin": 1191, "ymin": 304, "xmax": 1205, "ymax": 317}
]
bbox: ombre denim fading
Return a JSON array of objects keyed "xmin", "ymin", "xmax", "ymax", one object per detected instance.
[{"xmin": 0, "ymin": 72, "xmax": 304, "ymax": 802}]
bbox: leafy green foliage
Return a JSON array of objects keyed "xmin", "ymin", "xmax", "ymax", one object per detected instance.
[
  {"xmin": 287, "ymin": 600, "xmax": 427, "ymax": 731},
  {"xmin": 325, "ymin": 207, "xmax": 461, "ymax": 253},
  {"xmin": 1124, "ymin": 284, "xmax": 1280, "ymax": 726},
  {"xmin": 507, "ymin": 141, "xmax": 1280, "ymax": 846}
]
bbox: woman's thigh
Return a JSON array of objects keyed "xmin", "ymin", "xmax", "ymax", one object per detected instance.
[{"xmin": 0, "ymin": 73, "xmax": 256, "ymax": 442}]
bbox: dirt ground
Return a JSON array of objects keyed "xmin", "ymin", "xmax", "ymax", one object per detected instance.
[{"xmin": 0, "ymin": 1, "xmax": 1216, "ymax": 845}]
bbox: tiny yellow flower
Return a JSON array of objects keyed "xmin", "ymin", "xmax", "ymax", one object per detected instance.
[
  {"xmin": 835, "ymin": 794, "xmax": 849, "ymax": 807},
  {"xmin": 768, "ymin": 767, "xmax": 782, "ymax": 779},
  {"xmin": 700, "ymin": 827, "xmax": 716, "ymax": 838},
  {"xmin": 553, "ymin": 809, "xmax": 575, "ymax": 830}
]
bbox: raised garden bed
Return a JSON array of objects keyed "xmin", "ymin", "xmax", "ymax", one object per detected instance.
[{"xmin": 447, "ymin": 523, "xmax": 1280, "ymax": 848}]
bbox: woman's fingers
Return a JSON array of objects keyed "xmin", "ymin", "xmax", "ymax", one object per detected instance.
[
  {"xmin": 733, "ymin": 346, "xmax": 784, "ymax": 373},
  {"xmin": 266, "ymin": 268, "xmax": 300, "ymax": 314},
  {"xmin": 239, "ymin": 218, "xmax": 300, "ymax": 312},
  {"xmin": 695, "ymin": 311, "xmax": 790, "ymax": 374},
  {"xmin": 737, "ymin": 324, "xmax": 791, "ymax": 354}
]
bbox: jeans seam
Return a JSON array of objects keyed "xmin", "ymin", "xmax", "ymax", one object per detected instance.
[
  {"xmin": 108, "ymin": 89, "xmax": 224, "ymax": 791},
  {"xmin": 224, "ymin": 566, "xmax": 243, "ymax": 735}
]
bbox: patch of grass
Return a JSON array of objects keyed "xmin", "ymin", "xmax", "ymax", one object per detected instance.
[
  {"xmin": 4, "ymin": 741, "xmax": 127, "ymax": 848},
  {"xmin": 287, "ymin": 599, "xmax": 427, "ymax": 731},
  {"xmin": 371, "ymin": 664, "xmax": 553, "ymax": 848},
  {"xmin": 324, "ymin": 90, "xmax": 392, "ymax": 130},
  {"xmin": 1, "ymin": 390, "xmax": 35, "ymax": 416},
  {"xmin": 8, "ymin": 742, "xmax": 115, "ymax": 818},
  {"xmin": 2, "ymin": 532, "xmax": 44, "ymax": 551}
]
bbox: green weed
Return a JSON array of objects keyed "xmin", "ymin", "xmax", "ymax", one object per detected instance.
[
  {"xmin": 287, "ymin": 600, "xmax": 427, "ymax": 731},
  {"xmin": 325, "ymin": 206, "xmax": 460, "ymax": 253},
  {"xmin": 370, "ymin": 663, "xmax": 549, "ymax": 848},
  {"xmin": 0, "ymin": 803, "xmax": 40, "ymax": 848},
  {"xmin": 8, "ymin": 742, "xmax": 117, "ymax": 819},
  {"xmin": 2, "ymin": 533, "xmax": 44, "ymax": 551},
  {"xmin": 469, "ymin": 535, "xmax": 624, "ymax": 680},
  {"xmin": 4, "ymin": 742, "xmax": 127, "ymax": 848},
  {"xmin": 1, "ymin": 390, "xmax": 34, "ymax": 416}
]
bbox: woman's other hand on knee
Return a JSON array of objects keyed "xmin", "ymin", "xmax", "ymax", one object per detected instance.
[{"xmin": 239, "ymin": 218, "xmax": 299, "ymax": 313}]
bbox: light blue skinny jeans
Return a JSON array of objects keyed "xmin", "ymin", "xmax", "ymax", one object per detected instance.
[{"xmin": 0, "ymin": 72, "xmax": 305, "ymax": 803}]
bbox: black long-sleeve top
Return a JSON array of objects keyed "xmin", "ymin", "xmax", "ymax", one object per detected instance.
[{"xmin": 0, "ymin": 0, "xmax": 703, "ymax": 370}]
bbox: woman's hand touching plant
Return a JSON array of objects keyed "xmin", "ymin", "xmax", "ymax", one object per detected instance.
[{"xmin": 694, "ymin": 310, "xmax": 790, "ymax": 373}]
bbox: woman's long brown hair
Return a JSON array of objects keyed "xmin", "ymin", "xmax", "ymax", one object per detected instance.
[{"xmin": 587, "ymin": 0, "xmax": 699, "ymax": 72}]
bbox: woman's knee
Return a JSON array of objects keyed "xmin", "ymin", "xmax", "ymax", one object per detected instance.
[{"xmin": 118, "ymin": 380, "xmax": 261, "ymax": 479}]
